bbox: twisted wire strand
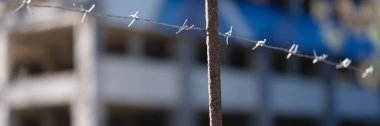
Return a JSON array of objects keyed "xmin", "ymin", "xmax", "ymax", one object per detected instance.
[{"xmin": 10, "ymin": 3, "xmax": 367, "ymax": 74}]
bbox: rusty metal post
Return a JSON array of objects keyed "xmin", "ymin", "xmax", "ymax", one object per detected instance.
[{"xmin": 205, "ymin": 0, "xmax": 223, "ymax": 126}]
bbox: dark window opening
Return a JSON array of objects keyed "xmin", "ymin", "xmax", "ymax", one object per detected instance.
[
  {"xmin": 226, "ymin": 45, "xmax": 251, "ymax": 69},
  {"xmin": 105, "ymin": 28, "xmax": 129, "ymax": 55},
  {"xmin": 198, "ymin": 112, "xmax": 250, "ymax": 126},
  {"xmin": 13, "ymin": 106, "xmax": 70, "ymax": 126},
  {"xmin": 352, "ymin": 0, "xmax": 367, "ymax": 6},
  {"xmin": 236, "ymin": 0, "xmax": 254, "ymax": 4},
  {"xmin": 275, "ymin": 116, "xmax": 320, "ymax": 126},
  {"xmin": 303, "ymin": 0, "xmax": 311, "ymax": 14},
  {"xmin": 272, "ymin": 51, "xmax": 288, "ymax": 73},
  {"xmin": 336, "ymin": 68, "xmax": 353, "ymax": 83},
  {"xmin": 12, "ymin": 62, "xmax": 43, "ymax": 78},
  {"xmin": 9, "ymin": 27, "xmax": 74, "ymax": 79},
  {"xmin": 271, "ymin": 0, "xmax": 289, "ymax": 10},
  {"xmin": 299, "ymin": 58, "xmax": 322, "ymax": 77},
  {"xmin": 196, "ymin": 39, "xmax": 207, "ymax": 65},
  {"xmin": 143, "ymin": 34, "xmax": 174, "ymax": 60},
  {"xmin": 340, "ymin": 119, "xmax": 378, "ymax": 126},
  {"xmin": 107, "ymin": 106, "xmax": 169, "ymax": 126}
]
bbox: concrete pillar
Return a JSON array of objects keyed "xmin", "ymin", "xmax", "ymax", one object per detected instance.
[
  {"xmin": 254, "ymin": 49, "xmax": 274, "ymax": 126},
  {"xmin": 71, "ymin": 14, "xmax": 104, "ymax": 126},
  {"xmin": 0, "ymin": 103, "xmax": 10, "ymax": 126},
  {"xmin": 128, "ymin": 33, "xmax": 145, "ymax": 57},
  {"xmin": 0, "ymin": 27, "xmax": 10, "ymax": 126},
  {"xmin": 0, "ymin": 27, "xmax": 8, "ymax": 90},
  {"xmin": 170, "ymin": 37, "xmax": 196, "ymax": 126}
]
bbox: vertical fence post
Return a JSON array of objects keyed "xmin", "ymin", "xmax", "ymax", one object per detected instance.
[
  {"xmin": 205, "ymin": 0, "xmax": 223, "ymax": 126},
  {"xmin": 0, "ymin": 27, "xmax": 10, "ymax": 126}
]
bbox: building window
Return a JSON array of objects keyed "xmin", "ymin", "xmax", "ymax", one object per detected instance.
[
  {"xmin": 303, "ymin": 0, "xmax": 312, "ymax": 14},
  {"xmin": 236, "ymin": 0, "xmax": 255, "ymax": 4},
  {"xmin": 9, "ymin": 26, "xmax": 74, "ymax": 79},
  {"xmin": 226, "ymin": 44, "xmax": 251, "ymax": 69},
  {"xmin": 299, "ymin": 57, "xmax": 322, "ymax": 77},
  {"xmin": 12, "ymin": 62, "xmax": 43, "ymax": 78},
  {"xmin": 272, "ymin": 51, "xmax": 288, "ymax": 73},
  {"xmin": 13, "ymin": 106, "xmax": 70, "ymax": 126},
  {"xmin": 105, "ymin": 28, "xmax": 129, "ymax": 55},
  {"xmin": 275, "ymin": 116, "xmax": 320, "ymax": 126},
  {"xmin": 336, "ymin": 61, "xmax": 359, "ymax": 83},
  {"xmin": 196, "ymin": 39, "xmax": 207, "ymax": 65},
  {"xmin": 196, "ymin": 40, "xmax": 253, "ymax": 69},
  {"xmin": 340, "ymin": 119, "xmax": 378, "ymax": 126},
  {"xmin": 198, "ymin": 112, "xmax": 250, "ymax": 126},
  {"xmin": 143, "ymin": 34, "xmax": 175, "ymax": 60},
  {"xmin": 108, "ymin": 106, "xmax": 169, "ymax": 126},
  {"xmin": 271, "ymin": 0, "xmax": 289, "ymax": 10},
  {"xmin": 337, "ymin": 68, "xmax": 350, "ymax": 81}
]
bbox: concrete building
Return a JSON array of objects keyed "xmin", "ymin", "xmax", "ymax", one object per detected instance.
[{"xmin": 0, "ymin": 0, "xmax": 379, "ymax": 126}]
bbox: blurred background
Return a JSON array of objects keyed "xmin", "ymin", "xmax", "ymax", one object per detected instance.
[{"xmin": 0, "ymin": 0, "xmax": 380, "ymax": 126}]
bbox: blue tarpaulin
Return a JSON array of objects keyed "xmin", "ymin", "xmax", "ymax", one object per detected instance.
[{"xmin": 158, "ymin": 0, "xmax": 375, "ymax": 61}]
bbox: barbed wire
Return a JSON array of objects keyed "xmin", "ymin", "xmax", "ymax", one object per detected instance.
[{"xmin": 4, "ymin": 2, "xmax": 375, "ymax": 78}]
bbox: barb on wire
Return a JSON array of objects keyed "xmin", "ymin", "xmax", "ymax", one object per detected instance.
[
  {"xmin": 252, "ymin": 39, "xmax": 266, "ymax": 50},
  {"xmin": 287, "ymin": 44, "xmax": 298, "ymax": 59},
  {"xmin": 361, "ymin": 65, "xmax": 374, "ymax": 78},
  {"xmin": 224, "ymin": 26, "xmax": 233, "ymax": 45},
  {"xmin": 15, "ymin": 0, "xmax": 33, "ymax": 14},
  {"xmin": 5, "ymin": 2, "xmax": 375, "ymax": 78},
  {"xmin": 128, "ymin": 11, "xmax": 139, "ymax": 27},
  {"xmin": 313, "ymin": 50, "xmax": 328, "ymax": 64},
  {"xmin": 74, "ymin": 3, "xmax": 95, "ymax": 23},
  {"xmin": 336, "ymin": 58, "xmax": 351, "ymax": 69},
  {"xmin": 176, "ymin": 19, "xmax": 194, "ymax": 34}
]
